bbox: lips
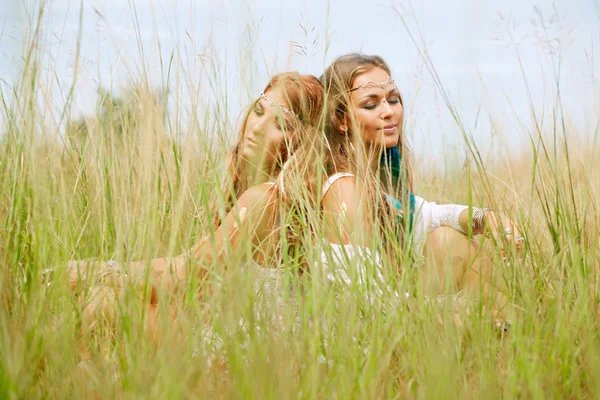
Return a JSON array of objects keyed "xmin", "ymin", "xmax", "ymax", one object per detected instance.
[
  {"xmin": 245, "ymin": 136, "xmax": 258, "ymax": 146},
  {"xmin": 380, "ymin": 124, "xmax": 397, "ymax": 134}
]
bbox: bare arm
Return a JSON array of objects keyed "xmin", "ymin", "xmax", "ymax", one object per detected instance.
[
  {"xmin": 137, "ymin": 182, "xmax": 279, "ymax": 286},
  {"xmin": 413, "ymin": 196, "xmax": 523, "ymax": 246},
  {"xmin": 70, "ymin": 183, "xmax": 279, "ymax": 291}
]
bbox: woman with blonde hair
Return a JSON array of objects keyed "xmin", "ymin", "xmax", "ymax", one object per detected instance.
[
  {"xmin": 63, "ymin": 72, "xmax": 327, "ymax": 324},
  {"xmin": 318, "ymin": 53, "xmax": 523, "ymax": 316}
]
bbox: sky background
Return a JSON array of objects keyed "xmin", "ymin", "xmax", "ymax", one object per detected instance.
[{"xmin": 1, "ymin": 0, "xmax": 599, "ymax": 171}]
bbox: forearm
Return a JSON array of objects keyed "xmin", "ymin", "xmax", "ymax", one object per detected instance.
[
  {"xmin": 140, "ymin": 239, "xmax": 217, "ymax": 284},
  {"xmin": 122, "ymin": 235, "xmax": 230, "ymax": 289},
  {"xmin": 414, "ymin": 196, "xmax": 468, "ymax": 235},
  {"xmin": 114, "ymin": 255, "xmax": 188, "ymax": 291}
]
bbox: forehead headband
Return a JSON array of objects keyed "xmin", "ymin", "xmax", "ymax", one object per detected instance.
[
  {"xmin": 259, "ymin": 93, "xmax": 300, "ymax": 120},
  {"xmin": 350, "ymin": 76, "xmax": 395, "ymax": 92}
]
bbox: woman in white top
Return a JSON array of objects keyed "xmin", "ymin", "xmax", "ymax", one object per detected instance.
[
  {"xmin": 65, "ymin": 73, "xmax": 327, "ymax": 329},
  {"xmin": 318, "ymin": 54, "xmax": 524, "ymax": 312}
]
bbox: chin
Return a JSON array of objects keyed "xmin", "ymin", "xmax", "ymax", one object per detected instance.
[
  {"xmin": 241, "ymin": 146, "xmax": 254, "ymax": 160},
  {"xmin": 385, "ymin": 136, "xmax": 400, "ymax": 149}
]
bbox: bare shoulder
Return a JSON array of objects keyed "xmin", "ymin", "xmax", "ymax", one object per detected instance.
[
  {"xmin": 237, "ymin": 182, "xmax": 278, "ymax": 209},
  {"xmin": 322, "ymin": 176, "xmax": 360, "ymax": 214},
  {"xmin": 321, "ymin": 175, "xmax": 371, "ymax": 244}
]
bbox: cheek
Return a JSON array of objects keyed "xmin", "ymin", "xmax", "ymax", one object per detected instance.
[
  {"xmin": 246, "ymin": 113, "xmax": 257, "ymax": 126},
  {"xmin": 354, "ymin": 110, "xmax": 380, "ymax": 139},
  {"xmin": 244, "ymin": 114, "xmax": 257, "ymax": 134},
  {"xmin": 353, "ymin": 109, "xmax": 378, "ymax": 130},
  {"xmin": 265, "ymin": 131, "xmax": 287, "ymax": 154},
  {"xmin": 396, "ymin": 104, "xmax": 404, "ymax": 121}
]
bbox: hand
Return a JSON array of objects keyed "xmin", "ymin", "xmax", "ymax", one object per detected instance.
[
  {"xmin": 67, "ymin": 259, "xmax": 122, "ymax": 290},
  {"xmin": 483, "ymin": 211, "xmax": 525, "ymax": 255}
]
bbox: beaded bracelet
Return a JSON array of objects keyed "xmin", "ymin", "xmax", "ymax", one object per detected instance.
[
  {"xmin": 472, "ymin": 207, "xmax": 490, "ymax": 235},
  {"xmin": 97, "ymin": 260, "xmax": 125, "ymax": 283}
]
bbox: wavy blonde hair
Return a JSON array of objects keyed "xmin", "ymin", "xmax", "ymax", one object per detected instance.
[{"xmin": 320, "ymin": 53, "xmax": 414, "ymax": 252}]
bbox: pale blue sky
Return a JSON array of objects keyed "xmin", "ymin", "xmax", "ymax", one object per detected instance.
[{"xmin": 1, "ymin": 0, "xmax": 599, "ymax": 169}]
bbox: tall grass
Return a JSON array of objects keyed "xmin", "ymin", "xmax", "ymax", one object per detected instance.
[{"xmin": 1, "ymin": 2, "xmax": 599, "ymax": 398}]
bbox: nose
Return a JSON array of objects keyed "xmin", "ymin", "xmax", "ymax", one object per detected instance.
[
  {"xmin": 380, "ymin": 99, "xmax": 394, "ymax": 119},
  {"xmin": 251, "ymin": 117, "xmax": 265, "ymax": 135}
]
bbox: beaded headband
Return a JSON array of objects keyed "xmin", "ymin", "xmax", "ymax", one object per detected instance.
[
  {"xmin": 350, "ymin": 76, "xmax": 395, "ymax": 92},
  {"xmin": 259, "ymin": 93, "xmax": 300, "ymax": 120}
]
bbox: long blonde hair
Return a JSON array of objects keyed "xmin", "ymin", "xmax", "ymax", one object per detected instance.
[
  {"xmin": 320, "ymin": 53, "xmax": 413, "ymax": 191},
  {"xmin": 320, "ymin": 53, "xmax": 414, "ymax": 249}
]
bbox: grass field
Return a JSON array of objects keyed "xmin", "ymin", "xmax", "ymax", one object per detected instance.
[{"xmin": 1, "ymin": 3, "xmax": 599, "ymax": 398}]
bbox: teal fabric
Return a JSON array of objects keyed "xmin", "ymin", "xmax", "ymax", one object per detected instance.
[
  {"xmin": 385, "ymin": 193, "xmax": 414, "ymax": 231},
  {"xmin": 380, "ymin": 146, "xmax": 415, "ymax": 230}
]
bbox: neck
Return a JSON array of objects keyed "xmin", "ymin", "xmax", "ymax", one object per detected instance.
[
  {"xmin": 368, "ymin": 146, "xmax": 398, "ymax": 195},
  {"xmin": 245, "ymin": 160, "xmax": 275, "ymax": 187}
]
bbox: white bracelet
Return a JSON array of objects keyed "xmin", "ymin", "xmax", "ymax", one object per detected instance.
[
  {"xmin": 97, "ymin": 260, "xmax": 125, "ymax": 283},
  {"xmin": 472, "ymin": 207, "xmax": 490, "ymax": 234}
]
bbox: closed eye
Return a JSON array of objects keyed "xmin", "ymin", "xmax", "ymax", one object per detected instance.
[
  {"xmin": 386, "ymin": 88, "xmax": 402, "ymax": 104},
  {"xmin": 253, "ymin": 105, "xmax": 264, "ymax": 116}
]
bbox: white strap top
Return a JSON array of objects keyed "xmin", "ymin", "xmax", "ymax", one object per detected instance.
[
  {"xmin": 321, "ymin": 172, "xmax": 355, "ymax": 199},
  {"xmin": 320, "ymin": 172, "xmax": 468, "ymax": 255}
]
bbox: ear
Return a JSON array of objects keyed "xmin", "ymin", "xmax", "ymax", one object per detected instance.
[{"xmin": 337, "ymin": 115, "xmax": 350, "ymax": 134}]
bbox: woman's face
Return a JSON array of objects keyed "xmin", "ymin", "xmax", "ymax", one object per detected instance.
[
  {"xmin": 241, "ymin": 87, "xmax": 295, "ymax": 172},
  {"xmin": 347, "ymin": 67, "xmax": 403, "ymax": 150}
]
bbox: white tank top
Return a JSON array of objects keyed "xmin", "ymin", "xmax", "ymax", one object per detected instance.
[{"xmin": 321, "ymin": 172, "xmax": 354, "ymax": 199}]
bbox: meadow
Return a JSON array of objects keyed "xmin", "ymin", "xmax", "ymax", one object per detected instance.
[{"xmin": 1, "ymin": 3, "xmax": 599, "ymax": 398}]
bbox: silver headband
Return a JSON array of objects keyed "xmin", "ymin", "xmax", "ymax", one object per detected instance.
[
  {"xmin": 350, "ymin": 76, "xmax": 395, "ymax": 92},
  {"xmin": 259, "ymin": 93, "xmax": 300, "ymax": 120}
]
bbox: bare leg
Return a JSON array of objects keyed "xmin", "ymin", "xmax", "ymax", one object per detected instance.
[
  {"xmin": 422, "ymin": 226, "xmax": 507, "ymax": 316},
  {"xmin": 79, "ymin": 283, "xmax": 176, "ymax": 347}
]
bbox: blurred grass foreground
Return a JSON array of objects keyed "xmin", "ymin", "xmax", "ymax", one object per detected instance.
[{"xmin": 1, "ymin": 2, "xmax": 599, "ymax": 398}]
